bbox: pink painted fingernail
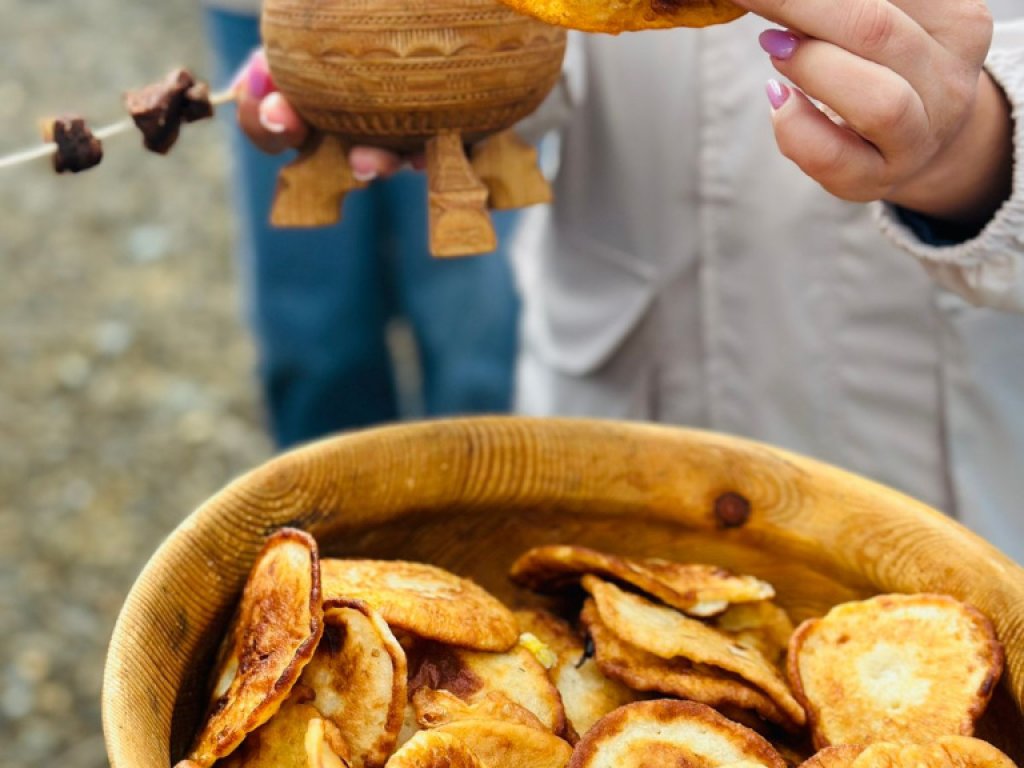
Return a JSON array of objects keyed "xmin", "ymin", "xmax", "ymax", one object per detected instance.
[
  {"xmin": 246, "ymin": 52, "xmax": 275, "ymax": 100},
  {"xmin": 258, "ymin": 93, "xmax": 289, "ymax": 134},
  {"xmin": 765, "ymin": 79, "xmax": 791, "ymax": 110},
  {"xmin": 759, "ymin": 29, "xmax": 799, "ymax": 60}
]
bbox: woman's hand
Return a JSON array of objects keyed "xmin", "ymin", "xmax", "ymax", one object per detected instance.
[
  {"xmin": 742, "ymin": 0, "xmax": 1013, "ymax": 227},
  {"xmin": 232, "ymin": 50, "xmax": 409, "ymax": 181}
]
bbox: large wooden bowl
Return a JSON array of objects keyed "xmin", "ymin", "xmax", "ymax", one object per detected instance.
[{"xmin": 101, "ymin": 418, "xmax": 1024, "ymax": 766}]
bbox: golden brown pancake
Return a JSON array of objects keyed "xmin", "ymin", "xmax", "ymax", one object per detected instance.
[{"xmin": 495, "ymin": 0, "xmax": 747, "ymax": 34}]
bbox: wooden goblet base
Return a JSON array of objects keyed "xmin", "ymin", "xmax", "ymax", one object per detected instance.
[{"xmin": 269, "ymin": 129, "xmax": 552, "ymax": 258}]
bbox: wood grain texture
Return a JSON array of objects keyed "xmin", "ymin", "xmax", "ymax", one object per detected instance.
[
  {"xmin": 101, "ymin": 418, "xmax": 1024, "ymax": 767},
  {"xmin": 270, "ymin": 133, "xmax": 366, "ymax": 228},
  {"xmin": 427, "ymin": 132, "xmax": 497, "ymax": 258},
  {"xmin": 471, "ymin": 130, "xmax": 553, "ymax": 210},
  {"xmin": 261, "ymin": 0, "xmax": 566, "ymax": 152}
]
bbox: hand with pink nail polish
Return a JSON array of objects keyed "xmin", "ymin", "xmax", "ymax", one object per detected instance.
[
  {"xmin": 232, "ymin": 49, "xmax": 412, "ymax": 179},
  {"xmin": 734, "ymin": 0, "xmax": 1012, "ymax": 228}
]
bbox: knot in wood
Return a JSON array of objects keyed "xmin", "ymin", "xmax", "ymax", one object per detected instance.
[{"xmin": 714, "ymin": 492, "xmax": 751, "ymax": 528}]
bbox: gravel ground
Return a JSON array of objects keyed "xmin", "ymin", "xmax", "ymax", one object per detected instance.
[{"xmin": 0, "ymin": 3, "xmax": 275, "ymax": 766}]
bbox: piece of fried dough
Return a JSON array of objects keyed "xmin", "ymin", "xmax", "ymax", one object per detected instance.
[
  {"xmin": 849, "ymin": 737, "xmax": 1018, "ymax": 768},
  {"xmin": 713, "ymin": 601, "xmax": 795, "ymax": 666},
  {"xmin": 306, "ymin": 717, "xmax": 353, "ymax": 768},
  {"xmin": 321, "ymin": 559, "xmax": 518, "ymax": 651},
  {"xmin": 516, "ymin": 609, "xmax": 638, "ymax": 737},
  {"xmin": 218, "ymin": 694, "xmax": 321, "ymax": 768},
  {"xmin": 384, "ymin": 730, "xmax": 484, "ymax": 768},
  {"xmin": 568, "ymin": 699, "xmax": 786, "ymax": 768},
  {"xmin": 496, "ymin": 0, "xmax": 746, "ymax": 33},
  {"xmin": 580, "ymin": 600, "xmax": 795, "ymax": 728},
  {"xmin": 798, "ymin": 746, "xmax": 868, "ymax": 768},
  {"xmin": 434, "ymin": 719, "xmax": 574, "ymax": 768},
  {"xmin": 408, "ymin": 639, "xmax": 568, "ymax": 736},
  {"xmin": 511, "ymin": 546, "xmax": 774, "ymax": 616},
  {"xmin": 929, "ymin": 736, "xmax": 1018, "ymax": 768},
  {"xmin": 584, "ymin": 577, "xmax": 805, "ymax": 726},
  {"xmin": 299, "ymin": 601, "xmax": 407, "ymax": 768},
  {"xmin": 788, "ymin": 593, "xmax": 1004, "ymax": 748},
  {"xmin": 413, "ymin": 687, "xmax": 548, "ymax": 731},
  {"xmin": 189, "ymin": 529, "xmax": 324, "ymax": 767}
]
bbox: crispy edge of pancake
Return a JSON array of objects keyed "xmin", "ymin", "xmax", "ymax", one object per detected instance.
[
  {"xmin": 510, "ymin": 545, "xmax": 772, "ymax": 615},
  {"xmin": 567, "ymin": 699, "xmax": 787, "ymax": 768},
  {"xmin": 797, "ymin": 745, "xmax": 868, "ymax": 768},
  {"xmin": 433, "ymin": 718, "xmax": 574, "ymax": 768},
  {"xmin": 384, "ymin": 729, "xmax": 484, "ymax": 768}
]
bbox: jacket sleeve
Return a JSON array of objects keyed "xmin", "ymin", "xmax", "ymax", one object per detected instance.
[
  {"xmin": 874, "ymin": 19, "xmax": 1024, "ymax": 314},
  {"xmin": 513, "ymin": 31, "xmax": 588, "ymax": 145}
]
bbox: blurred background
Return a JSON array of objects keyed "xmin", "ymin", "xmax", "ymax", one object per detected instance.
[{"xmin": 1, "ymin": 2, "xmax": 275, "ymax": 765}]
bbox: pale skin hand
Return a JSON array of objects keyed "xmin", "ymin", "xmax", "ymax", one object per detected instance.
[
  {"xmin": 745, "ymin": 0, "xmax": 1014, "ymax": 229},
  {"xmin": 233, "ymin": 49, "xmax": 416, "ymax": 181}
]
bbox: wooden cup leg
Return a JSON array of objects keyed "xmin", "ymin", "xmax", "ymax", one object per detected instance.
[
  {"xmin": 426, "ymin": 131, "xmax": 497, "ymax": 258},
  {"xmin": 471, "ymin": 129, "xmax": 552, "ymax": 210},
  {"xmin": 270, "ymin": 132, "xmax": 367, "ymax": 228}
]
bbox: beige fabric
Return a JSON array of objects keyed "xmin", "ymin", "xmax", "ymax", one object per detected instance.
[{"xmin": 513, "ymin": 7, "xmax": 1024, "ymax": 564}]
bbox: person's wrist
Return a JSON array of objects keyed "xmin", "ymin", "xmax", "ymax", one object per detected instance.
[{"xmin": 885, "ymin": 70, "xmax": 1013, "ymax": 230}]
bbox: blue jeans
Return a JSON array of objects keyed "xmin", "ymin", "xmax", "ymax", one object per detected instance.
[{"xmin": 204, "ymin": 8, "xmax": 522, "ymax": 449}]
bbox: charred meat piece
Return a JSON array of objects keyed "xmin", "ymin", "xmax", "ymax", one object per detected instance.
[
  {"xmin": 124, "ymin": 68, "xmax": 214, "ymax": 154},
  {"xmin": 44, "ymin": 116, "xmax": 103, "ymax": 174}
]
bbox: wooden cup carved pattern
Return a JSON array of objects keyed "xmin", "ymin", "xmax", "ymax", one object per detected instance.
[{"xmin": 261, "ymin": 0, "xmax": 567, "ymax": 257}]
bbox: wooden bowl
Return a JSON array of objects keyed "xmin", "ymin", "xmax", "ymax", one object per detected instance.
[
  {"xmin": 261, "ymin": 0, "xmax": 567, "ymax": 153},
  {"xmin": 101, "ymin": 418, "xmax": 1024, "ymax": 766}
]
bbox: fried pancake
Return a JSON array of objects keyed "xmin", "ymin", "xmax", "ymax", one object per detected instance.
[
  {"xmin": 568, "ymin": 699, "xmax": 786, "ymax": 768},
  {"xmin": 189, "ymin": 529, "xmax": 324, "ymax": 767},
  {"xmin": 584, "ymin": 577, "xmax": 805, "ymax": 726},
  {"xmin": 580, "ymin": 600, "xmax": 795, "ymax": 728},
  {"xmin": 305, "ymin": 717, "xmax": 353, "ymax": 768},
  {"xmin": 713, "ymin": 602, "xmax": 795, "ymax": 666},
  {"xmin": 787, "ymin": 593, "xmax": 1004, "ymax": 748},
  {"xmin": 495, "ymin": 0, "xmax": 747, "ymax": 33},
  {"xmin": 299, "ymin": 602, "xmax": 407, "ymax": 768},
  {"xmin": 413, "ymin": 687, "xmax": 548, "ymax": 732},
  {"xmin": 407, "ymin": 639, "xmax": 568, "ymax": 736},
  {"xmin": 433, "ymin": 719, "xmax": 574, "ymax": 768},
  {"xmin": 927, "ymin": 736, "xmax": 1018, "ymax": 768},
  {"xmin": 395, "ymin": 701, "xmax": 420, "ymax": 751},
  {"xmin": 218, "ymin": 694, "xmax": 321, "ymax": 768},
  {"xmin": 321, "ymin": 559, "xmax": 518, "ymax": 651},
  {"xmin": 798, "ymin": 746, "xmax": 868, "ymax": 768},
  {"xmin": 511, "ymin": 546, "xmax": 773, "ymax": 617},
  {"xmin": 849, "ymin": 737, "xmax": 1017, "ymax": 768},
  {"xmin": 516, "ymin": 609, "xmax": 639, "ymax": 737},
  {"xmin": 384, "ymin": 730, "xmax": 484, "ymax": 768}
]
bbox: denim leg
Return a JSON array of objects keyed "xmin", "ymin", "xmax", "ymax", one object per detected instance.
[
  {"xmin": 382, "ymin": 171, "xmax": 521, "ymax": 415},
  {"xmin": 204, "ymin": 8, "xmax": 398, "ymax": 448}
]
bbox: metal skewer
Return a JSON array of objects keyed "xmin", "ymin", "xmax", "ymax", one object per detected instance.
[{"xmin": 0, "ymin": 88, "xmax": 236, "ymax": 171}]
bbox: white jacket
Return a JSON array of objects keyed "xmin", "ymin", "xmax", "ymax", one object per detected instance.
[{"xmin": 512, "ymin": 7, "xmax": 1024, "ymax": 563}]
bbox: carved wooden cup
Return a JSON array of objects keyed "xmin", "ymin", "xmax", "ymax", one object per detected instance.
[
  {"xmin": 101, "ymin": 418, "xmax": 1024, "ymax": 767},
  {"xmin": 261, "ymin": 0, "xmax": 567, "ymax": 257}
]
